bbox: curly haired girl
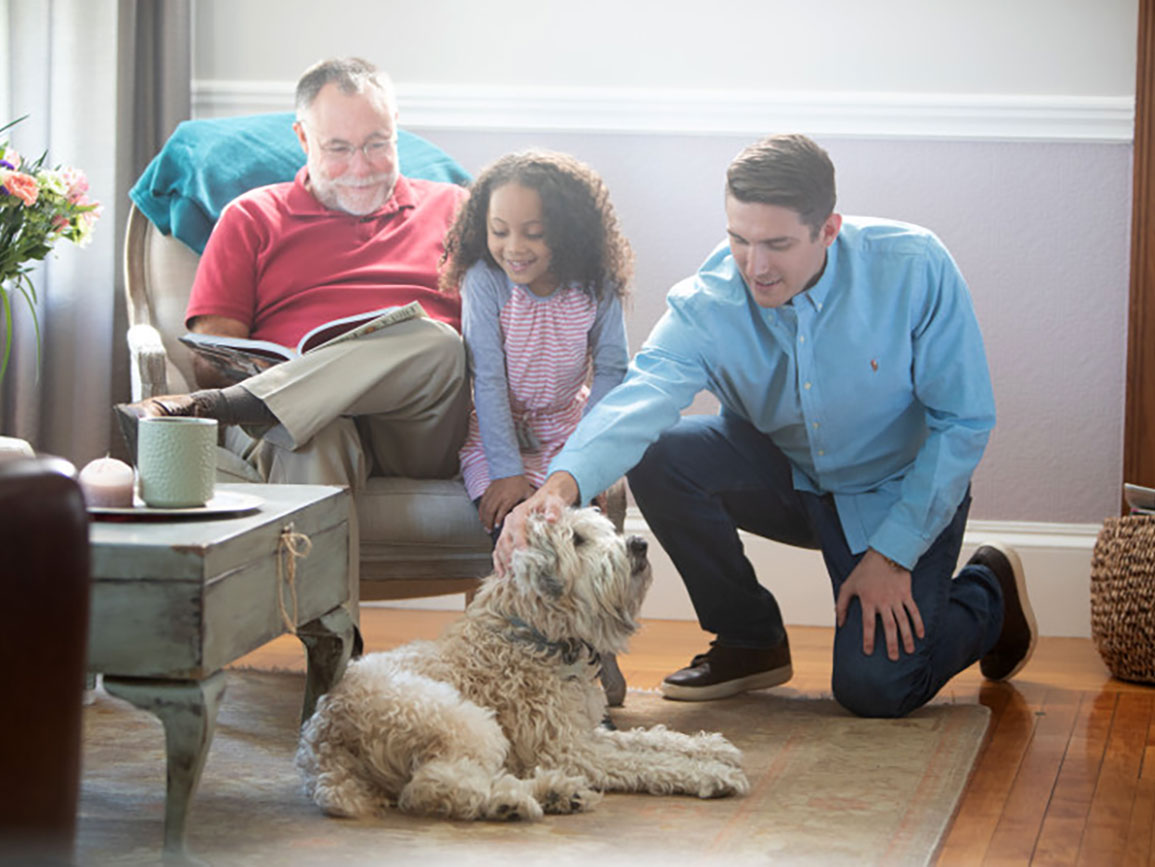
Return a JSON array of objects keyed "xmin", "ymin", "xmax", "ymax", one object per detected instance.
[{"xmin": 442, "ymin": 150, "xmax": 634, "ymax": 540}]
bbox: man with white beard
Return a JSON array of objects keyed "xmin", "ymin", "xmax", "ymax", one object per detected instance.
[{"xmin": 116, "ymin": 57, "xmax": 470, "ymax": 490}]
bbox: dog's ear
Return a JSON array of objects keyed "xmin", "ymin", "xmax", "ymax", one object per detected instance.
[
  {"xmin": 515, "ymin": 551, "xmax": 564, "ymax": 600},
  {"xmin": 534, "ymin": 570, "xmax": 565, "ymax": 600},
  {"xmin": 517, "ymin": 515, "xmax": 565, "ymax": 599}
]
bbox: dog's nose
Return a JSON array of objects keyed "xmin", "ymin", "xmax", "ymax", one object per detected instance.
[{"xmin": 627, "ymin": 536, "xmax": 648, "ymax": 557}]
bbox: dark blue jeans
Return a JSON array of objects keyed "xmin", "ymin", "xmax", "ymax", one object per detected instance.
[{"xmin": 627, "ymin": 412, "xmax": 1004, "ymax": 718}]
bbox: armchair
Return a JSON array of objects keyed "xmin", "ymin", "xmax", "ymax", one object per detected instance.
[
  {"xmin": 0, "ymin": 456, "xmax": 89, "ymax": 863},
  {"xmin": 123, "ymin": 114, "xmax": 493, "ymax": 605}
]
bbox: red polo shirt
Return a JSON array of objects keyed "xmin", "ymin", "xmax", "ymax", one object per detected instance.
[{"xmin": 187, "ymin": 168, "xmax": 467, "ymax": 348}]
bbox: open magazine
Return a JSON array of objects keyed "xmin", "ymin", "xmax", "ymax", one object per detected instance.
[{"xmin": 179, "ymin": 302, "xmax": 425, "ymax": 381}]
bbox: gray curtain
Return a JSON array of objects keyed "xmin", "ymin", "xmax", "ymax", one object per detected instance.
[{"xmin": 1, "ymin": 0, "xmax": 190, "ymax": 465}]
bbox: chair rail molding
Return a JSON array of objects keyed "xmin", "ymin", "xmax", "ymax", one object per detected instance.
[{"xmin": 193, "ymin": 80, "xmax": 1135, "ymax": 142}]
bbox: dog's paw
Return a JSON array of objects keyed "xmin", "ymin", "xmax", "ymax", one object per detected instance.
[
  {"xmin": 695, "ymin": 762, "xmax": 750, "ymax": 799},
  {"xmin": 311, "ymin": 776, "xmax": 392, "ymax": 819},
  {"xmin": 539, "ymin": 782, "xmax": 602, "ymax": 814},
  {"xmin": 485, "ymin": 795, "xmax": 544, "ymax": 822},
  {"xmin": 544, "ymin": 787, "xmax": 601, "ymax": 814},
  {"xmin": 488, "ymin": 799, "xmax": 540, "ymax": 821},
  {"xmin": 530, "ymin": 767, "xmax": 602, "ymax": 814},
  {"xmin": 483, "ymin": 776, "xmax": 545, "ymax": 822}
]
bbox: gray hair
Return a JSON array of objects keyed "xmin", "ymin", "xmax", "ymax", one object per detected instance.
[{"xmin": 295, "ymin": 57, "xmax": 396, "ymax": 119}]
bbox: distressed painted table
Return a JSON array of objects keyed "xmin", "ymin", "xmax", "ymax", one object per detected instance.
[{"xmin": 86, "ymin": 483, "xmax": 355, "ymax": 857}]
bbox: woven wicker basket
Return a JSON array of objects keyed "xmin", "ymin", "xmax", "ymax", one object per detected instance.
[{"xmin": 1090, "ymin": 515, "xmax": 1155, "ymax": 684}]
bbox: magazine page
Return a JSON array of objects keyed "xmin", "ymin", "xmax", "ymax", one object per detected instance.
[
  {"xmin": 178, "ymin": 333, "xmax": 295, "ymax": 382},
  {"xmin": 300, "ymin": 301, "xmax": 427, "ymax": 353}
]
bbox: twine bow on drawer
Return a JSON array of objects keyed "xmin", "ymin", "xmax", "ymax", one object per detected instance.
[{"xmin": 277, "ymin": 522, "xmax": 313, "ymax": 634}]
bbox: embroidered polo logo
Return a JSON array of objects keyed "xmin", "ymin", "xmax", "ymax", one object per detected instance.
[{"xmin": 870, "ymin": 359, "xmax": 879, "ymax": 371}]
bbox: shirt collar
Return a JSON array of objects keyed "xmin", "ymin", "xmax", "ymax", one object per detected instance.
[
  {"xmin": 794, "ymin": 235, "xmax": 840, "ymax": 312},
  {"xmin": 287, "ymin": 166, "xmax": 417, "ymax": 218}
]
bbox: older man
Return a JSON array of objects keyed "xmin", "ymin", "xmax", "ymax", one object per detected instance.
[
  {"xmin": 495, "ymin": 134, "xmax": 1037, "ymax": 719},
  {"xmin": 117, "ymin": 57, "xmax": 468, "ymax": 489}
]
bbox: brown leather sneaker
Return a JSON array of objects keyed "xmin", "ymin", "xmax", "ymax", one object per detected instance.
[
  {"xmin": 974, "ymin": 542, "xmax": 1037, "ymax": 681},
  {"xmin": 661, "ymin": 639, "xmax": 793, "ymax": 701}
]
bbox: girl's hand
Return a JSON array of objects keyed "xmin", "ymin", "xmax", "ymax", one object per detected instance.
[{"xmin": 479, "ymin": 475, "xmax": 536, "ymax": 532}]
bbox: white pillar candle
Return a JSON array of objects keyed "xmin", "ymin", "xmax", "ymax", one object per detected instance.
[
  {"xmin": 78, "ymin": 457, "xmax": 136, "ymax": 508},
  {"xmin": 0, "ymin": 436, "xmax": 35, "ymax": 463}
]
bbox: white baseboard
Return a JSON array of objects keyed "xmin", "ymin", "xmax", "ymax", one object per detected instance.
[{"xmin": 371, "ymin": 508, "xmax": 1102, "ymax": 638}]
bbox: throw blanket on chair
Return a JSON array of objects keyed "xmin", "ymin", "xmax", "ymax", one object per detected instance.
[{"xmin": 130, "ymin": 112, "xmax": 472, "ymax": 253}]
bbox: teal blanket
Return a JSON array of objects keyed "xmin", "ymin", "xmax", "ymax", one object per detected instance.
[{"xmin": 130, "ymin": 112, "xmax": 471, "ymax": 253}]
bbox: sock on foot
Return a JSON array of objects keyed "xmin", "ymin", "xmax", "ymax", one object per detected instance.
[{"xmin": 190, "ymin": 387, "xmax": 276, "ymax": 427}]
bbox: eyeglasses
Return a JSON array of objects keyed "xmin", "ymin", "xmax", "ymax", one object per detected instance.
[
  {"xmin": 300, "ymin": 120, "xmax": 397, "ymax": 166},
  {"xmin": 319, "ymin": 138, "xmax": 396, "ymax": 165}
]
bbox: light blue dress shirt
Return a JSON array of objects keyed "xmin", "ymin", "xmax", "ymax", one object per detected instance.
[{"xmin": 551, "ymin": 216, "xmax": 996, "ymax": 569}]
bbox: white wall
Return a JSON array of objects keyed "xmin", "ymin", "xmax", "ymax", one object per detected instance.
[
  {"xmin": 191, "ymin": 1, "xmax": 1138, "ymax": 629},
  {"xmin": 406, "ymin": 131, "xmax": 1133, "ymax": 530},
  {"xmin": 194, "ymin": 0, "xmax": 1137, "ymax": 96},
  {"xmin": 379, "ymin": 515, "xmax": 1102, "ymax": 638}
]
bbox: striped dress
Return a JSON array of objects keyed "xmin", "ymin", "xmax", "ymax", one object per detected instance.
[{"xmin": 460, "ymin": 280, "xmax": 603, "ymax": 500}]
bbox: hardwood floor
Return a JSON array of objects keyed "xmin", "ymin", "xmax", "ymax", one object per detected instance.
[{"xmin": 235, "ymin": 607, "xmax": 1155, "ymax": 865}]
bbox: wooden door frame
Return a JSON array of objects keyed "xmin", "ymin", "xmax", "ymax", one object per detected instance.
[{"xmin": 1124, "ymin": 0, "xmax": 1154, "ymax": 505}]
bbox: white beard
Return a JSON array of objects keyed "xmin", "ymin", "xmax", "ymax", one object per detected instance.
[{"xmin": 311, "ymin": 171, "xmax": 396, "ymax": 216}]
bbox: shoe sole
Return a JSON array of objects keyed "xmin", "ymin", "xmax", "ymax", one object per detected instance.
[
  {"xmin": 984, "ymin": 540, "xmax": 1038, "ymax": 680},
  {"xmin": 660, "ymin": 663, "xmax": 793, "ymax": 702}
]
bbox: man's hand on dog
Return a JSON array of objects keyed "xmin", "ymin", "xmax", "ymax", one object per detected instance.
[{"xmin": 494, "ymin": 472, "xmax": 579, "ymax": 575}]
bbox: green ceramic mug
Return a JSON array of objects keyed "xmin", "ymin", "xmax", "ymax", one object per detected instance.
[{"xmin": 136, "ymin": 417, "xmax": 217, "ymax": 508}]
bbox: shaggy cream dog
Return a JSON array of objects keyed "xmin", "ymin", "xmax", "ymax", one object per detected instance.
[{"xmin": 297, "ymin": 506, "xmax": 748, "ymax": 821}]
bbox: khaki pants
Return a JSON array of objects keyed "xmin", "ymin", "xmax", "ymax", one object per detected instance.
[
  {"xmin": 220, "ymin": 316, "xmax": 470, "ymax": 624},
  {"xmin": 232, "ymin": 316, "xmax": 469, "ymax": 488}
]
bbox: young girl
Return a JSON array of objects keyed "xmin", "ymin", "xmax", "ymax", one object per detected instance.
[{"xmin": 442, "ymin": 150, "xmax": 634, "ymax": 540}]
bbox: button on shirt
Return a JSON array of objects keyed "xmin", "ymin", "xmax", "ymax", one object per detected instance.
[{"xmin": 551, "ymin": 216, "xmax": 996, "ymax": 569}]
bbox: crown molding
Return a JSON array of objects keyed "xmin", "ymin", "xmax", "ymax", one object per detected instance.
[{"xmin": 192, "ymin": 79, "xmax": 1134, "ymax": 143}]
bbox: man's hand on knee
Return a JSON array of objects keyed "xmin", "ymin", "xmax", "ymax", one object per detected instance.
[
  {"xmin": 493, "ymin": 472, "xmax": 579, "ymax": 575},
  {"xmin": 835, "ymin": 548, "xmax": 924, "ymax": 661}
]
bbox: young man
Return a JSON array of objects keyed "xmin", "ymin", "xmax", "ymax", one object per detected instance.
[
  {"xmin": 494, "ymin": 134, "xmax": 1036, "ymax": 718},
  {"xmin": 116, "ymin": 57, "xmax": 469, "ymax": 490}
]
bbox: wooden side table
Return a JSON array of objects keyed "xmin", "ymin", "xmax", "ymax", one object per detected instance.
[{"xmin": 86, "ymin": 483, "xmax": 355, "ymax": 857}]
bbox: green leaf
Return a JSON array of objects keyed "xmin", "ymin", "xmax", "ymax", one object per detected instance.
[
  {"xmin": 0, "ymin": 287, "xmax": 11, "ymax": 383},
  {"xmin": 0, "ymin": 115, "xmax": 29, "ymax": 137}
]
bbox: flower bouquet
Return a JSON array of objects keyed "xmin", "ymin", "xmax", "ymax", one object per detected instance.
[{"xmin": 0, "ymin": 116, "xmax": 101, "ymax": 380}]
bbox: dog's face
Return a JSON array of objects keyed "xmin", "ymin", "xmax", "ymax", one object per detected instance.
[{"xmin": 505, "ymin": 507, "xmax": 651, "ymax": 652}]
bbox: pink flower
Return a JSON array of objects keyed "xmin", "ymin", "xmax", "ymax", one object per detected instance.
[
  {"xmin": 61, "ymin": 166, "xmax": 89, "ymax": 203},
  {"xmin": 3, "ymin": 171, "xmax": 39, "ymax": 206}
]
